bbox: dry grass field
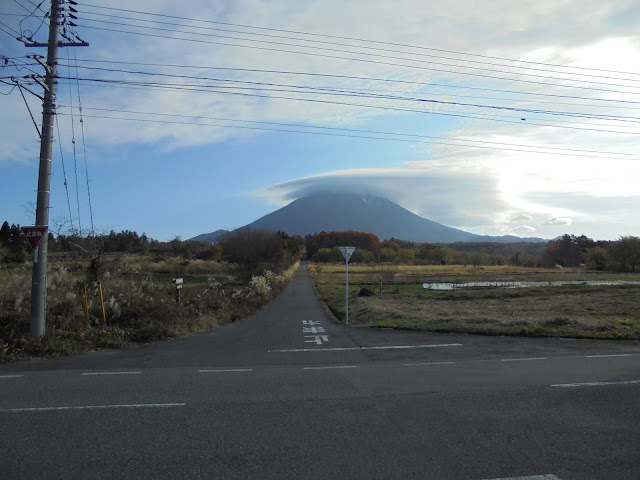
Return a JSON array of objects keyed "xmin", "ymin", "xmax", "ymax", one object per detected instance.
[{"xmin": 310, "ymin": 263, "xmax": 640, "ymax": 340}]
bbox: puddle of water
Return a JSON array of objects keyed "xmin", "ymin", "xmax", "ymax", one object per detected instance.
[{"xmin": 422, "ymin": 280, "xmax": 640, "ymax": 291}]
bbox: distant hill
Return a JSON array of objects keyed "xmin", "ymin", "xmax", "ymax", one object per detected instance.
[
  {"xmin": 189, "ymin": 229, "xmax": 229, "ymax": 243},
  {"xmin": 191, "ymin": 193, "xmax": 544, "ymax": 244}
]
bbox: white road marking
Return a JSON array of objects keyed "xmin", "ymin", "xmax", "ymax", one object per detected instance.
[
  {"xmin": 500, "ymin": 357, "xmax": 548, "ymax": 362},
  {"xmin": 404, "ymin": 361, "xmax": 455, "ymax": 366},
  {"xmin": 0, "ymin": 403, "xmax": 186, "ymax": 413},
  {"xmin": 81, "ymin": 371, "xmax": 142, "ymax": 376},
  {"xmin": 480, "ymin": 475, "xmax": 561, "ymax": 480},
  {"xmin": 269, "ymin": 343, "xmax": 463, "ymax": 353},
  {"xmin": 198, "ymin": 368, "xmax": 253, "ymax": 373},
  {"xmin": 303, "ymin": 326, "xmax": 326, "ymax": 334},
  {"xmin": 551, "ymin": 379, "xmax": 640, "ymax": 388},
  {"xmin": 585, "ymin": 354, "xmax": 633, "ymax": 358},
  {"xmin": 0, "ymin": 375, "xmax": 24, "ymax": 378},
  {"xmin": 302, "ymin": 320, "xmax": 321, "ymax": 326},
  {"xmin": 304, "ymin": 335, "xmax": 329, "ymax": 344},
  {"xmin": 303, "ymin": 365, "xmax": 357, "ymax": 370}
]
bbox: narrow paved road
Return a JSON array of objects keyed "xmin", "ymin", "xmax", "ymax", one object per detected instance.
[{"xmin": 1, "ymin": 264, "xmax": 639, "ymax": 479}]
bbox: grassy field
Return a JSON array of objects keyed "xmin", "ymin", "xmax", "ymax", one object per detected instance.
[
  {"xmin": 310, "ymin": 263, "xmax": 640, "ymax": 340},
  {"xmin": 1, "ymin": 256, "xmax": 299, "ymax": 362}
]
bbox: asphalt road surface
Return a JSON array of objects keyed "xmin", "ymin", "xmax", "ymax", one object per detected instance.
[{"xmin": 1, "ymin": 263, "xmax": 639, "ymax": 479}]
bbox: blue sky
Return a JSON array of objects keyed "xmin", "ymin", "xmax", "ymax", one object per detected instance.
[{"xmin": 2, "ymin": 0, "xmax": 640, "ymax": 241}]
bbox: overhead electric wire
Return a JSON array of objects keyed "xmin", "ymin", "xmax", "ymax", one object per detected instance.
[
  {"xmin": 56, "ymin": 104, "xmax": 638, "ymax": 159},
  {"xmin": 54, "ymin": 110, "xmax": 638, "ymax": 161},
  {"xmin": 55, "ymin": 111, "xmax": 76, "ymax": 233},
  {"xmin": 76, "ymin": 12, "xmax": 640, "ymax": 88},
  {"xmin": 0, "ymin": 20, "xmax": 21, "ymax": 37},
  {"xmin": 65, "ymin": 58, "xmax": 83, "ymax": 236},
  {"xmin": 77, "ymin": 23, "xmax": 640, "ymax": 96},
  {"xmin": 79, "ymin": 3, "xmax": 640, "ymax": 78},
  {"xmin": 72, "ymin": 47, "xmax": 95, "ymax": 236},
  {"xmin": 58, "ymin": 75, "xmax": 640, "ymax": 135},
  {"xmin": 64, "ymin": 65, "xmax": 640, "ymax": 123},
  {"xmin": 61, "ymin": 58, "xmax": 640, "ymax": 108}
]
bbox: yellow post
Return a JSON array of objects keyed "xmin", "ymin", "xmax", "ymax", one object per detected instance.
[
  {"xmin": 81, "ymin": 285, "xmax": 89, "ymax": 320},
  {"xmin": 98, "ymin": 282, "xmax": 106, "ymax": 326}
]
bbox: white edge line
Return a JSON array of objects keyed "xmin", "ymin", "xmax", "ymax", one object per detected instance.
[
  {"xmin": 303, "ymin": 365, "xmax": 357, "ymax": 370},
  {"xmin": 0, "ymin": 375, "xmax": 24, "ymax": 378},
  {"xmin": 81, "ymin": 371, "xmax": 142, "ymax": 376},
  {"xmin": 1, "ymin": 403, "xmax": 186, "ymax": 412},
  {"xmin": 361, "ymin": 343, "xmax": 463, "ymax": 350},
  {"xmin": 404, "ymin": 361, "xmax": 455, "ymax": 366},
  {"xmin": 501, "ymin": 357, "xmax": 548, "ymax": 362},
  {"xmin": 269, "ymin": 343, "xmax": 463, "ymax": 353},
  {"xmin": 480, "ymin": 475, "xmax": 561, "ymax": 480},
  {"xmin": 551, "ymin": 379, "xmax": 640, "ymax": 388},
  {"xmin": 198, "ymin": 368, "xmax": 254, "ymax": 373},
  {"xmin": 585, "ymin": 354, "xmax": 633, "ymax": 358}
]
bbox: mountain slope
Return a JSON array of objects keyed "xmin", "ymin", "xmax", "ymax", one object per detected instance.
[
  {"xmin": 245, "ymin": 193, "xmax": 524, "ymax": 243},
  {"xmin": 192, "ymin": 193, "xmax": 544, "ymax": 243}
]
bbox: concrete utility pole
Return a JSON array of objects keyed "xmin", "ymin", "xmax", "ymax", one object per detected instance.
[{"xmin": 28, "ymin": 0, "xmax": 62, "ymax": 338}]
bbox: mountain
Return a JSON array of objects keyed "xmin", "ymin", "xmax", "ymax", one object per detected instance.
[
  {"xmin": 231, "ymin": 193, "xmax": 543, "ymax": 243},
  {"xmin": 189, "ymin": 229, "xmax": 229, "ymax": 243}
]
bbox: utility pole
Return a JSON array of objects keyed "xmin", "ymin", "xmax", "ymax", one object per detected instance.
[{"xmin": 26, "ymin": 0, "xmax": 88, "ymax": 338}]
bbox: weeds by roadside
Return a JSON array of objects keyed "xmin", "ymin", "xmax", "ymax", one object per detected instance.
[{"xmin": 0, "ymin": 260, "xmax": 300, "ymax": 363}]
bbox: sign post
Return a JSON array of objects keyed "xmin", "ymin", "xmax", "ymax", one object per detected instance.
[{"xmin": 339, "ymin": 246, "xmax": 355, "ymax": 325}]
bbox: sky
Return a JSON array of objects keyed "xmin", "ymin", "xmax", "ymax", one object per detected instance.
[{"xmin": 1, "ymin": 0, "xmax": 640, "ymax": 242}]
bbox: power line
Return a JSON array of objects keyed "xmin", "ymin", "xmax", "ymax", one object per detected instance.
[
  {"xmin": 55, "ymin": 110, "xmax": 76, "ymax": 233},
  {"xmin": 56, "ymin": 104, "xmax": 638, "ymax": 159},
  {"xmin": 61, "ymin": 58, "xmax": 640, "ymax": 107},
  {"xmin": 72, "ymin": 47, "xmax": 95, "ymax": 236},
  {"xmin": 55, "ymin": 111, "xmax": 639, "ymax": 161},
  {"xmin": 78, "ymin": 3, "xmax": 640, "ymax": 78},
  {"xmin": 58, "ymin": 75, "xmax": 640, "ymax": 135},
  {"xmin": 77, "ymin": 23, "xmax": 640, "ymax": 96},
  {"xmin": 63, "ymin": 65, "xmax": 640, "ymax": 123},
  {"xmin": 76, "ymin": 12, "xmax": 640, "ymax": 88}
]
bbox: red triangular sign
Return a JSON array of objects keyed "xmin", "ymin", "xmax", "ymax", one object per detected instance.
[{"xmin": 21, "ymin": 226, "xmax": 48, "ymax": 250}]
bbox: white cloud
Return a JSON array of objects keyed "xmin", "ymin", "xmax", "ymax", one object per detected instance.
[
  {"xmin": 512, "ymin": 225, "xmax": 537, "ymax": 234},
  {"xmin": 3, "ymin": 0, "xmax": 640, "ymax": 241},
  {"xmin": 544, "ymin": 217, "xmax": 573, "ymax": 225}
]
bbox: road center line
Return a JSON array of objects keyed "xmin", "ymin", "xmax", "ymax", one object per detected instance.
[
  {"xmin": 199, "ymin": 368, "xmax": 254, "ymax": 373},
  {"xmin": 303, "ymin": 365, "xmax": 357, "ymax": 370},
  {"xmin": 0, "ymin": 403, "xmax": 186, "ymax": 413},
  {"xmin": 404, "ymin": 361, "xmax": 455, "ymax": 366},
  {"xmin": 0, "ymin": 375, "xmax": 24, "ymax": 378},
  {"xmin": 585, "ymin": 354, "xmax": 633, "ymax": 358},
  {"xmin": 269, "ymin": 343, "xmax": 463, "ymax": 353},
  {"xmin": 81, "ymin": 371, "xmax": 142, "ymax": 376},
  {"xmin": 551, "ymin": 379, "xmax": 640, "ymax": 388},
  {"xmin": 501, "ymin": 357, "xmax": 548, "ymax": 362}
]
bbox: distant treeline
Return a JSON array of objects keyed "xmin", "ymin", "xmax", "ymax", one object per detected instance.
[
  {"xmin": 3, "ymin": 220, "xmax": 640, "ymax": 272},
  {"xmin": 0, "ymin": 221, "xmax": 302, "ymax": 279},
  {"xmin": 303, "ymin": 230, "xmax": 640, "ymax": 272}
]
